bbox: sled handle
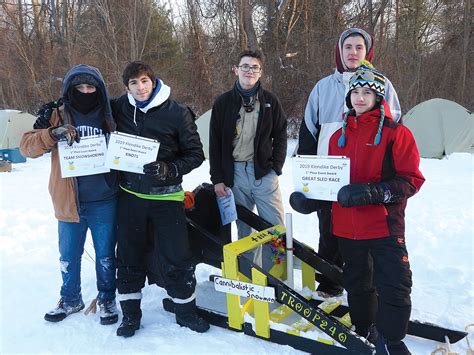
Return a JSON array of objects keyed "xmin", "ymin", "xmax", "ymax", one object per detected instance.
[{"xmin": 285, "ymin": 213, "xmax": 294, "ymax": 289}]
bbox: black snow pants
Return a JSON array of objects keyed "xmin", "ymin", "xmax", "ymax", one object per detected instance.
[
  {"xmin": 116, "ymin": 191, "xmax": 196, "ymax": 301},
  {"xmin": 316, "ymin": 203, "xmax": 344, "ymax": 293},
  {"xmin": 338, "ymin": 235, "xmax": 412, "ymax": 342}
]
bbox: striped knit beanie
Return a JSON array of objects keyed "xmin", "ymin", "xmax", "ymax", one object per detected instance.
[{"xmin": 338, "ymin": 66, "xmax": 386, "ymax": 147}]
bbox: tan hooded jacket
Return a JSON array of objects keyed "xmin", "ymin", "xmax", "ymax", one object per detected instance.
[{"xmin": 20, "ymin": 108, "xmax": 81, "ymax": 222}]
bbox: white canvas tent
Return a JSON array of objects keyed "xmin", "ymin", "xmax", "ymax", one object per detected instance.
[
  {"xmin": 0, "ymin": 110, "xmax": 36, "ymax": 162},
  {"xmin": 196, "ymin": 109, "xmax": 211, "ymax": 159},
  {"xmin": 403, "ymin": 99, "xmax": 473, "ymax": 158},
  {"xmin": 0, "ymin": 110, "xmax": 36, "ymax": 149}
]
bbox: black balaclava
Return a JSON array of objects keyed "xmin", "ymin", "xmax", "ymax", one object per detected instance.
[
  {"xmin": 69, "ymin": 73, "xmax": 100, "ymax": 114},
  {"xmin": 70, "ymin": 89, "xmax": 99, "ymax": 114}
]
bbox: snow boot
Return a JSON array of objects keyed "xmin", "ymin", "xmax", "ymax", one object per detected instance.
[
  {"xmin": 175, "ymin": 299, "xmax": 210, "ymax": 333},
  {"xmin": 316, "ymin": 284, "xmax": 344, "ymax": 298},
  {"xmin": 98, "ymin": 299, "xmax": 118, "ymax": 325},
  {"xmin": 314, "ymin": 273, "xmax": 344, "ymax": 298},
  {"xmin": 385, "ymin": 341, "xmax": 411, "ymax": 355},
  {"xmin": 116, "ymin": 300, "xmax": 141, "ymax": 337},
  {"xmin": 162, "ymin": 297, "xmax": 176, "ymax": 313},
  {"xmin": 44, "ymin": 298, "xmax": 85, "ymax": 322},
  {"xmin": 366, "ymin": 324, "xmax": 380, "ymax": 345},
  {"xmin": 374, "ymin": 332, "xmax": 411, "ymax": 355}
]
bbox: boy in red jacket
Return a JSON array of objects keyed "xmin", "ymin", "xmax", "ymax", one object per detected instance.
[{"xmin": 328, "ymin": 66, "xmax": 425, "ymax": 354}]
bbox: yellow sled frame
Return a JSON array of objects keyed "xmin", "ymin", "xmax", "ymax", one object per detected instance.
[{"xmin": 222, "ymin": 224, "xmax": 345, "ymax": 343}]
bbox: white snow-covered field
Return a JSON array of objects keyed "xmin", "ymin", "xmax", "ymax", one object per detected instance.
[{"xmin": 1, "ymin": 143, "xmax": 472, "ymax": 354}]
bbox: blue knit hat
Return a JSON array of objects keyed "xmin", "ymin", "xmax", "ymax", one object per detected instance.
[{"xmin": 338, "ymin": 66, "xmax": 386, "ymax": 147}]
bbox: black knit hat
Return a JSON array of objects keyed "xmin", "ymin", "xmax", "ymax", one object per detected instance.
[{"xmin": 70, "ymin": 73, "xmax": 99, "ymax": 88}]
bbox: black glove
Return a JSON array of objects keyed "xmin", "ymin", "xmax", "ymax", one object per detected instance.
[
  {"xmin": 143, "ymin": 161, "xmax": 179, "ymax": 180},
  {"xmin": 49, "ymin": 124, "xmax": 80, "ymax": 146},
  {"xmin": 337, "ymin": 182, "xmax": 390, "ymax": 208},
  {"xmin": 289, "ymin": 192, "xmax": 324, "ymax": 214},
  {"xmin": 33, "ymin": 99, "xmax": 63, "ymax": 129}
]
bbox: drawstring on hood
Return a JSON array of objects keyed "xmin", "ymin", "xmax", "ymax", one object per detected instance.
[{"xmin": 133, "ymin": 106, "xmax": 137, "ymax": 126}]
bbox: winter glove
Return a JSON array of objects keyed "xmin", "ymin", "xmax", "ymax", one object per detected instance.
[
  {"xmin": 183, "ymin": 191, "xmax": 195, "ymax": 209},
  {"xmin": 337, "ymin": 182, "xmax": 391, "ymax": 208},
  {"xmin": 289, "ymin": 192, "xmax": 324, "ymax": 214},
  {"xmin": 143, "ymin": 161, "xmax": 179, "ymax": 180},
  {"xmin": 49, "ymin": 124, "xmax": 80, "ymax": 146},
  {"xmin": 33, "ymin": 99, "xmax": 63, "ymax": 129}
]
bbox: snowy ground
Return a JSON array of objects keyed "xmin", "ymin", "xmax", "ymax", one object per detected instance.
[{"xmin": 1, "ymin": 142, "xmax": 472, "ymax": 354}]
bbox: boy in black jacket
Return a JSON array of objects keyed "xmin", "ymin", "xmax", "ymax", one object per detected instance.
[
  {"xmin": 111, "ymin": 61, "xmax": 209, "ymax": 336},
  {"xmin": 209, "ymin": 50, "xmax": 287, "ymax": 266}
]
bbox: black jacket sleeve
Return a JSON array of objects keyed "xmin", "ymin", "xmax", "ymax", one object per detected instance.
[
  {"xmin": 174, "ymin": 106, "xmax": 205, "ymax": 176},
  {"xmin": 209, "ymin": 98, "xmax": 224, "ymax": 184},
  {"xmin": 270, "ymin": 95, "xmax": 287, "ymax": 175},
  {"xmin": 297, "ymin": 119, "xmax": 319, "ymax": 155}
]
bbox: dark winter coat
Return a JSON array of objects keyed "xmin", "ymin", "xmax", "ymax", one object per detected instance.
[
  {"xmin": 209, "ymin": 85, "xmax": 287, "ymax": 187},
  {"xmin": 329, "ymin": 102, "xmax": 425, "ymax": 239},
  {"xmin": 111, "ymin": 85, "xmax": 204, "ymax": 195}
]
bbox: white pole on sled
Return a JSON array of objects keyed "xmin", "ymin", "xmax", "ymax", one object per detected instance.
[{"xmin": 285, "ymin": 213, "xmax": 294, "ymax": 288}]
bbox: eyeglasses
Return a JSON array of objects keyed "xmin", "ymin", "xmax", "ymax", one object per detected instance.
[{"xmin": 238, "ymin": 65, "xmax": 262, "ymax": 73}]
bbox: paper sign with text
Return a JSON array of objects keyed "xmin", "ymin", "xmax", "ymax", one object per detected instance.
[
  {"xmin": 58, "ymin": 135, "xmax": 109, "ymax": 178},
  {"xmin": 105, "ymin": 132, "xmax": 160, "ymax": 174},
  {"xmin": 292, "ymin": 155, "xmax": 350, "ymax": 201},
  {"xmin": 213, "ymin": 276, "xmax": 275, "ymax": 303},
  {"xmin": 216, "ymin": 188, "xmax": 237, "ymax": 225}
]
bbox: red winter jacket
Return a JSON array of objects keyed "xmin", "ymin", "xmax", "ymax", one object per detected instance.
[{"xmin": 328, "ymin": 102, "xmax": 425, "ymax": 240}]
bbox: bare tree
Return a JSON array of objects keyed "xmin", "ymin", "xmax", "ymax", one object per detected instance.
[
  {"xmin": 459, "ymin": 0, "xmax": 472, "ymax": 103},
  {"xmin": 238, "ymin": 0, "xmax": 258, "ymax": 50},
  {"xmin": 0, "ymin": 0, "xmax": 472, "ymax": 114}
]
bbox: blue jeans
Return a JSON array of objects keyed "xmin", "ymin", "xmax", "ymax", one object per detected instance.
[
  {"xmin": 232, "ymin": 162, "xmax": 284, "ymax": 269},
  {"xmin": 232, "ymin": 162, "xmax": 284, "ymax": 239},
  {"xmin": 58, "ymin": 198, "xmax": 117, "ymax": 304}
]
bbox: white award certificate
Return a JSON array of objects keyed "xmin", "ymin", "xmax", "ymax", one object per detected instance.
[
  {"xmin": 292, "ymin": 155, "xmax": 350, "ymax": 201},
  {"xmin": 58, "ymin": 135, "xmax": 109, "ymax": 178},
  {"xmin": 105, "ymin": 132, "xmax": 160, "ymax": 174}
]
